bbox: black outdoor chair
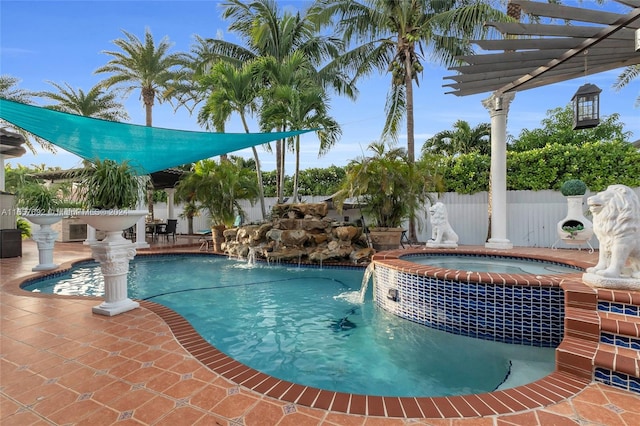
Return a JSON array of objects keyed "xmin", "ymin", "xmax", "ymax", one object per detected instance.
[
  {"xmin": 123, "ymin": 226, "xmax": 135, "ymax": 241},
  {"xmin": 157, "ymin": 219, "xmax": 177, "ymax": 242}
]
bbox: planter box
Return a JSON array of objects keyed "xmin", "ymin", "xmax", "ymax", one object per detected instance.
[
  {"xmin": 0, "ymin": 229, "xmax": 21, "ymax": 258},
  {"xmin": 368, "ymin": 227, "xmax": 403, "ymax": 251}
]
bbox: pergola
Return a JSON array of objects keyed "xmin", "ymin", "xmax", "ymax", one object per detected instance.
[{"xmin": 443, "ymin": 0, "xmax": 640, "ymax": 249}]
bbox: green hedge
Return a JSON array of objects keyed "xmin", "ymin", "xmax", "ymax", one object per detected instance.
[{"xmin": 440, "ymin": 141, "xmax": 640, "ymax": 194}]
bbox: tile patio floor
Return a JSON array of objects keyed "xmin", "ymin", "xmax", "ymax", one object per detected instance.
[{"xmin": 1, "ymin": 240, "xmax": 639, "ymax": 425}]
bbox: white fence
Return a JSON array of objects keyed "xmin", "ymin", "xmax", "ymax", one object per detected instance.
[{"xmin": 153, "ymin": 188, "xmax": 640, "ymax": 249}]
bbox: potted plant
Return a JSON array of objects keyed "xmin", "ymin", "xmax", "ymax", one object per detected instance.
[
  {"xmin": 17, "ymin": 181, "xmax": 64, "ymax": 214},
  {"xmin": 560, "ymin": 179, "xmax": 587, "ymax": 198},
  {"xmin": 78, "ymin": 158, "xmax": 140, "ymax": 209},
  {"xmin": 556, "ymin": 178, "xmax": 593, "ymax": 247},
  {"xmin": 76, "ymin": 159, "xmax": 147, "ymax": 316},
  {"xmin": 17, "ymin": 182, "xmax": 66, "ymax": 270},
  {"xmin": 333, "ymin": 141, "xmax": 435, "ymax": 251},
  {"xmin": 75, "ymin": 159, "xmax": 147, "ymax": 231}
]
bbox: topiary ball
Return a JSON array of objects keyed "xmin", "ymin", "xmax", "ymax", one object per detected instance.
[{"xmin": 560, "ymin": 179, "xmax": 587, "ymax": 196}]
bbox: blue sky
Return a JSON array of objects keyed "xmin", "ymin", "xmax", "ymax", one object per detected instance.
[{"xmin": 1, "ymin": 0, "xmax": 638, "ymax": 173}]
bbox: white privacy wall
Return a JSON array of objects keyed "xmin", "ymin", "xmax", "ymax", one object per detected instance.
[{"xmin": 154, "ymin": 188, "xmax": 640, "ymax": 249}]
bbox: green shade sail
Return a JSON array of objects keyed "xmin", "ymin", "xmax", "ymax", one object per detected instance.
[{"xmin": 0, "ymin": 99, "xmax": 312, "ymax": 174}]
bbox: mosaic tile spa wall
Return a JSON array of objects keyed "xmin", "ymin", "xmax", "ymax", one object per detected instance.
[{"xmin": 373, "ymin": 266, "xmax": 565, "ymax": 347}]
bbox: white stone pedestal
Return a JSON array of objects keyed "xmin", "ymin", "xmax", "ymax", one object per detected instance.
[
  {"xmin": 582, "ymin": 273, "xmax": 640, "ymax": 292},
  {"xmin": 77, "ymin": 210, "xmax": 147, "ymax": 316},
  {"xmin": 90, "ymin": 231, "xmax": 139, "ymax": 316},
  {"xmin": 485, "ymin": 238, "xmax": 513, "ymax": 250},
  {"xmin": 25, "ymin": 214, "xmax": 63, "ymax": 271},
  {"xmin": 31, "ymin": 227, "xmax": 59, "ymax": 271},
  {"xmin": 426, "ymin": 241, "xmax": 458, "ymax": 249}
]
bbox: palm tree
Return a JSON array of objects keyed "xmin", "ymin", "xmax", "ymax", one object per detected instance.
[
  {"xmin": 259, "ymin": 53, "xmax": 341, "ymax": 202},
  {"xmin": 95, "ymin": 28, "xmax": 187, "ymax": 218},
  {"xmin": 191, "ymin": 0, "xmax": 354, "ymax": 201},
  {"xmin": 316, "ymin": 0, "xmax": 505, "ymax": 241},
  {"xmin": 198, "ymin": 61, "xmax": 269, "ymax": 219},
  {"xmin": 177, "ymin": 158, "xmax": 259, "ymax": 228},
  {"xmin": 422, "ymin": 120, "xmax": 490, "ymax": 157},
  {"xmin": 335, "ymin": 141, "xmax": 436, "ymax": 239},
  {"xmin": 317, "ymin": 0, "xmax": 504, "ymax": 163},
  {"xmin": 0, "ymin": 75, "xmax": 53, "ymax": 153},
  {"xmin": 613, "ymin": 65, "xmax": 639, "ymax": 107},
  {"xmin": 94, "ymin": 28, "xmax": 186, "ymax": 127},
  {"xmin": 38, "ymin": 81, "xmax": 129, "ymax": 121},
  {"xmin": 0, "ymin": 75, "xmax": 31, "ymax": 104}
]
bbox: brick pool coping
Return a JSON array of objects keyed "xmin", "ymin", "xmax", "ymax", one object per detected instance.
[
  {"xmin": 6, "ymin": 246, "xmax": 600, "ymax": 419},
  {"xmin": 139, "ymin": 301, "xmax": 591, "ymax": 418}
]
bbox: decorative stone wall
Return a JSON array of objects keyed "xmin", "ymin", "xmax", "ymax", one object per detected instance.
[{"xmin": 222, "ymin": 203, "xmax": 374, "ymax": 264}]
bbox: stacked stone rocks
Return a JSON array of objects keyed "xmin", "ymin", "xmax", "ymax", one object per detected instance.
[{"xmin": 222, "ymin": 203, "xmax": 374, "ymax": 264}]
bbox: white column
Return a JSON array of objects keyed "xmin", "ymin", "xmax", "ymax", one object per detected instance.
[
  {"xmin": 482, "ymin": 92, "xmax": 515, "ymax": 250},
  {"xmin": 83, "ymin": 225, "xmax": 97, "ymax": 245},
  {"xmin": 0, "ymin": 154, "xmax": 5, "ymax": 192},
  {"xmin": 25, "ymin": 215, "xmax": 63, "ymax": 271},
  {"xmin": 134, "ymin": 176, "xmax": 150, "ymax": 248},
  {"xmin": 165, "ymin": 188, "xmax": 176, "ymax": 219},
  {"xmin": 135, "ymin": 216, "xmax": 149, "ymax": 248},
  {"xmin": 90, "ymin": 233, "xmax": 139, "ymax": 316},
  {"xmin": 31, "ymin": 226, "xmax": 59, "ymax": 271}
]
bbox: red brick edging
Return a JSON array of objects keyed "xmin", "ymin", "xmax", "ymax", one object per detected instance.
[{"xmin": 140, "ymin": 300, "xmax": 590, "ymax": 418}]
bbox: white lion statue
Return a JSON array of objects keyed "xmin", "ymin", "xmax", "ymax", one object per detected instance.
[
  {"xmin": 585, "ymin": 184, "xmax": 640, "ymax": 279},
  {"xmin": 427, "ymin": 202, "xmax": 459, "ymax": 247}
]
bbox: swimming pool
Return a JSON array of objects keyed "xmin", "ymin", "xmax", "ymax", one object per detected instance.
[{"xmin": 23, "ymin": 254, "xmax": 555, "ymax": 397}]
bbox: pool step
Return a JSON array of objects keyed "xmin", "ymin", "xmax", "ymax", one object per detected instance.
[
  {"xmin": 593, "ymin": 289, "xmax": 640, "ymax": 393},
  {"xmin": 558, "ymin": 285, "xmax": 640, "ymax": 394},
  {"xmin": 599, "ymin": 311, "xmax": 640, "ymax": 348}
]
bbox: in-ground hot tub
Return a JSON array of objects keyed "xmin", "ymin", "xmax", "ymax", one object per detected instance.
[{"xmin": 371, "ymin": 249, "xmax": 585, "ymax": 347}]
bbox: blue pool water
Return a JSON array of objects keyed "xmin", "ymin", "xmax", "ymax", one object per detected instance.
[
  {"xmin": 404, "ymin": 254, "xmax": 580, "ymax": 274},
  {"xmin": 24, "ymin": 255, "xmax": 556, "ymax": 397}
]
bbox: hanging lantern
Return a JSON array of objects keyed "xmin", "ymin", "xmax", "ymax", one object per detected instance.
[{"xmin": 571, "ymin": 83, "xmax": 601, "ymax": 130}]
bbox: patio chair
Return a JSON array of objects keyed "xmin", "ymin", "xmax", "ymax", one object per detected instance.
[
  {"xmin": 145, "ymin": 223, "xmax": 156, "ymax": 241},
  {"xmin": 123, "ymin": 226, "xmax": 135, "ymax": 241},
  {"xmin": 157, "ymin": 219, "xmax": 177, "ymax": 242}
]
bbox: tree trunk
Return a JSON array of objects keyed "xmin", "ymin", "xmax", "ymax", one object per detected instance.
[
  {"xmin": 143, "ymin": 87, "xmax": 154, "ymax": 217},
  {"xmin": 405, "ymin": 55, "xmax": 415, "ymax": 164},
  {"xmin": 279, "ymin": 139, "xmax": 286, "ymax": 203},
  {"xmin": 142, "ymin": 87, "xmax": 154, "ymax": 127},
  {"xmin": 292, "ymin": 135, "xmax": 300, "ymax": 204},
  {"xmin": 404, "ymin": 49, "xmax": 417, "ymax": 242},
  {"xmin": 240, "ymin": 114, "xmax": 266, "ymax": 220},
  {"xmin": 276, "ymin": 139, "xmax": 282, "ymax": 203},
  {"xmin": 252, "ymin": 146, "xmax": 267, "ymax": 219},
  {"xmin": 147, "ymin": 185, "xmax": 154, "ymax": 221}
]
